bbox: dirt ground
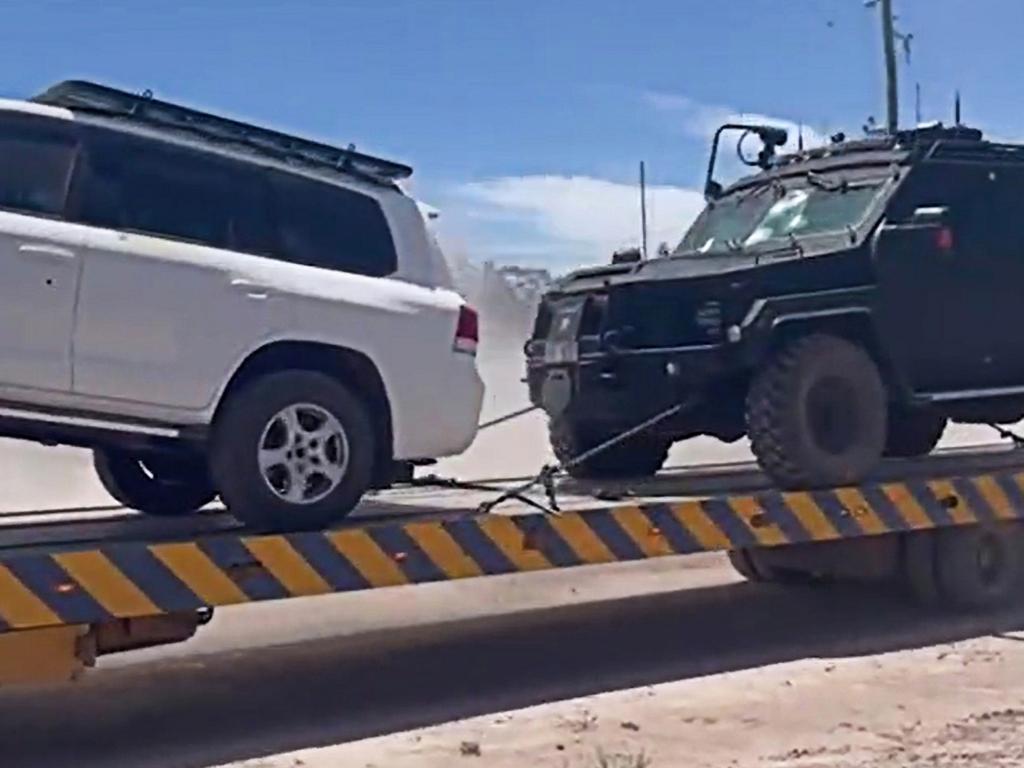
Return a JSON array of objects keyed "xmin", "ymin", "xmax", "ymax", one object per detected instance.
[{"xmin": 222, "ymin": 631, "xmax": 1024, "ymax": 768}]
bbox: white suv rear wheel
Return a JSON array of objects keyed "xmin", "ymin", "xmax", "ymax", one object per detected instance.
[{"xmin": 211, "ymin": 371, "xmax": 375, "ymax": 531}]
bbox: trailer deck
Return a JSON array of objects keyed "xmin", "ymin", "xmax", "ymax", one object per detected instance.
[{"xmin": 1, "ymin": 444, "xmax": 1022, "ymax": 638}]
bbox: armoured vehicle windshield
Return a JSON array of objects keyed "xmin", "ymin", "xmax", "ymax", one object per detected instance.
[{"xmin": 674, "ymin": 175, "xmax": 887, "ymax": 256}]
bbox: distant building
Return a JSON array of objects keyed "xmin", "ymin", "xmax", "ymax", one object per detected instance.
[
  {"xmin": 493, "ymin": 264, "xmax": 553, "ymax": 304},
  {"xmin": 412, "ymin": 201, "xmax": 554, "ymax": 349}
]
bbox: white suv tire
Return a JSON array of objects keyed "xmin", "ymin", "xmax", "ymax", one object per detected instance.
[
  {"xmin": 93, "ymin": 449, "xmax": 216, "ymax": 515},
  {"xmin": 210, "ymin": 370, "xmax": 375, "ymax": 531}
]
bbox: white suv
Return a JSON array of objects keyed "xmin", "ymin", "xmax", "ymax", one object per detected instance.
[{"xmin": 0, "ymin": 81, "xmax": 483, "ymax": 530}]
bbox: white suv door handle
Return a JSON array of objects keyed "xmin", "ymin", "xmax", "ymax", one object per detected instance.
[
  {"xmin": 18, "ymin": 242, "xmax": 76, "ymax": 260},
  {"xmin": 230, "ymin": 277, "xmax": 273, "ymax": 299}
]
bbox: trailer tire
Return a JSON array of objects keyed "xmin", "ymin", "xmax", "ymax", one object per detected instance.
[
  {"xmin": 885, "ymin": 409, "xmax": 946, "ymax": 458},
  {"xmin": 727, "ymin": 549, "xmax": 764, "ymax": 582},
  {"xmin": 903, "ymin": 530, "xmax": 940, "ymax": 606},
  {"xmin": 747, "ymin": 334, "xmax": 887, "ymax": 489},
  {"xmin": 94, "ymin": 449, "xmax": 216, "ymax": 516},
  {"xmin": 934, "ymin": 523, "xmax": 1023, "ymax": 610},
  {"xmin": 211, "ymin": 370, "xmax": 375, "ymax": 531},
  {"xmin": 550, "ymin": 417, "xmax": 670, "ymax": 479},
  {"xmin": 727, "ymin": 548, "xmax": 816, "ymax": 585}
]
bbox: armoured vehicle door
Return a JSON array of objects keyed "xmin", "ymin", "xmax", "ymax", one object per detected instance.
[{"xmin": 874, "ymin": 160, "xmax": 1024, "ymax": 395}]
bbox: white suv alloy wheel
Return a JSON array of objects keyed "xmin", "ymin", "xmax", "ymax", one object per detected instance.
[{"xmin": 257, "ymin": 403, "xmax": 350, "ymax": 505}]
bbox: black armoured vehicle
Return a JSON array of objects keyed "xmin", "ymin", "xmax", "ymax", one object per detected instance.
[{"xmin": 526, "ymin": 122, "xmax": 1024, "ymax": 488}]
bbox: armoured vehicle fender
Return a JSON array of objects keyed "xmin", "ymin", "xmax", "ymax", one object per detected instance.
[{"xmin": 740, "ymin": 292, "xmax": 913, "ymax": 402}]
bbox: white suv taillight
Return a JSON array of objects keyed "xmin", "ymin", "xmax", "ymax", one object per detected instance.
[{"xmin": 453, "ymin": 305, "xmax": 479, "ymax": 355}]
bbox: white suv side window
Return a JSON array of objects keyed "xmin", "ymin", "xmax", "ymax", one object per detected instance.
[
  {"xmin": 0, "ymin": 115, "xmax": 76, "ymax": 217},
  {"xmin": 268, "ymin": 170, "xmax": 398, "ymax": 277},
  {"xmin": 71, "ymin": 128, "xmax": 274, "ymax": 253}
]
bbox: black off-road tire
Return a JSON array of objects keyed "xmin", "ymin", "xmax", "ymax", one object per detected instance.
[
  {"xmin": 884, "ymin": 408, "xmax": 947, "ymax": 458},
  {"xmin": 550, "ymin": 417, "xmax": 670, "ymax": 480},
  {"xmin": 94, "ymin": 449, "xmax": 216, "ymax": 516},
  {"xmin": 210, "ymin": 371, "xmax": 375, "ymax": 531},
  {"xmin": 747, "ymin": 334, "xmax": 887, "ymax": 489}
]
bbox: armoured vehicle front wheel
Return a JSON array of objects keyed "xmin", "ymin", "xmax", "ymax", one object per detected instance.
[
  {"xmin": 211, "ymin": 371, "xmax": 375, "ymax": 531},
  {"xmin": 550, "ymin": 417, "xmax": 670, "ymax": 480},
  {"xmin": 884, "ymin": 408, "xmax": 947, "ymax": 458},
  {"xmin": 747, "ymin": 334, "xmax": 887, "ymax": 489},
  {"xmin": 94, "ymin": 449, "xmax": 216, "ymax": 515}
]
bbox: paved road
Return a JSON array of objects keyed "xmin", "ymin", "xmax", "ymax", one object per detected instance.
[{"xmin": 2, "ymin": 551, "xmax": 1022, "ymax": 768}]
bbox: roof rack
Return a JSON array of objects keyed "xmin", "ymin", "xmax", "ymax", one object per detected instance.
[{"xmin": 33, "ymin": 80, "xmax": 413, "ymax": 186}]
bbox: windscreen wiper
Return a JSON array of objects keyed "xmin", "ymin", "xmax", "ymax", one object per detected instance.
[
  {"xmin": 806, "ymin": 171, "xmax": 848, "ymax": 192},
  {"xmin": 806, "ymin": 172, "xmax": 879, "ymax": 193},
  {"xmin": 735, "ymin": 178, "xmax": 784, "ymax": 204}
]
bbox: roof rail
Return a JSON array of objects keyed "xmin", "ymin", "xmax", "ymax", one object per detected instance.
[
  {"xmin": 929, "ymin": 141, "xmax": 1024, "ymax": 164},
  {"xmin": 32, "ymin": 80, "xmax": 413, "ymax": 185}
]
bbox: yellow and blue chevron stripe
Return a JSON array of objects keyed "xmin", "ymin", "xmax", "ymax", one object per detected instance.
[{"xmin": 1, "ymin": 469, "xmax": 1022, "ymax": 632}]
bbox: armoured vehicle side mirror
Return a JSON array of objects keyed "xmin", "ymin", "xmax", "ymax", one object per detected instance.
[{"xmin": 657, "ymin": 242, "xmax": 670, "ymax": 258}]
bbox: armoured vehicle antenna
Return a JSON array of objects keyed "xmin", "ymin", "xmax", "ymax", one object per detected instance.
[{"xmin": 639, "ymin": 161, "xmax": 648, "ymax": 260}]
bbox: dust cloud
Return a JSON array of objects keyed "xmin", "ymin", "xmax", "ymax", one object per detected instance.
[{"xmin": 0, "ymin": 441, "xmax": 110, "ymax": 513}]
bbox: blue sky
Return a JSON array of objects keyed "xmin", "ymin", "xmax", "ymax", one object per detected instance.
[{"xmin": 2, "ymin": 0, "xmax": 1022, "ymax": 270}]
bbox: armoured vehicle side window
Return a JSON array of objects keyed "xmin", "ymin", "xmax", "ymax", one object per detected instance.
[
  {"xmin": 890, "ymin": 162, "xmax": 992, "ymax": 245},
  {"xmin": 268, "ymin": 171, "xmax": 397, "ymax": 277},
  {"xmin": 70, "ymin": 128, "xmax": 274, "ymax": 254},
  {"xmin": 973, "ymin": 166, "xmax": 1024, "ymax": 256},
  {"xmin": 0, "ymin": 114, "xmax": 76, "ymax": 218}
]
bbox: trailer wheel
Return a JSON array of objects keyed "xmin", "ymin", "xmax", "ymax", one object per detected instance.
[
  {"xmin": 747, "ymin": 334, "xmax": 887, "ymax": 489},
  {"xmin": 727, "ymin": 548, "xmax": 816, "ymax": 585},
  {"xmin": 885, "ymin": 409, "xmax": 946, "ymax": 458},
  {"xmin": 211, "ymin": 370, "xmax": 375, "ymax": 531},
  {"xmin": 727, "ymin": 549, "xmax": 764, "ymax": 582},
  {"xmin": 934, "ymin": 523, "xmax": 1023, "ymax": 610},
  {"xmin": 93, "ymin": 449, "xmax": 216, "ymax": 515},
  {"xmin": 903, "ymin": 530, "xmax": 940, "ymax": 606},
  {"xmin": 550, "ymin": 417, "xmax": 670, "ymax": 479}
]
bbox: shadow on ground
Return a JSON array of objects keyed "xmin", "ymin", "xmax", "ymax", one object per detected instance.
[{"xmin": 3, "ymin": 578, "xmax": 1023, "ymax": 768}]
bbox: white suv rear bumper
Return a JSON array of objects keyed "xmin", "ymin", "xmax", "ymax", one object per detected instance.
[{"xmin": 391, "ymin": 354, "xmax": 484, "ymax": 461}]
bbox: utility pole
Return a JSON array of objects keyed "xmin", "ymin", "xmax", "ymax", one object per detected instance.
[{"xmin": 880, "ymin": 0, "xmax": 899, "ymax": 133}]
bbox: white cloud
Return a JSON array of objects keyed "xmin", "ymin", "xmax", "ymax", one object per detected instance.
[
  {"xmin": 438, "ymin": 92, "xmax": 822, "ymax": 272},
  {"xmin": 456, "ymin": 175, "xmax": 705, "ymax": 267},
  {"xmin": 644, "ymin": 90, "xmax": 828, "ymax": 153}
]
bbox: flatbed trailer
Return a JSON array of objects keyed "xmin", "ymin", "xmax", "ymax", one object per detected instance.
[{"xmin": 2, "ymin": 444, "xmax": 1024, "ymax": 685}]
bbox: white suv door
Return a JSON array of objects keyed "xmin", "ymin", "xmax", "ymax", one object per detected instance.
[
  {"xmin": 66, "ymin": 128, "xmax": 279, "ymax": 415},
  {"xmin": 0, "ymin": 112, "xmax": 80, "ymax": 392}
]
